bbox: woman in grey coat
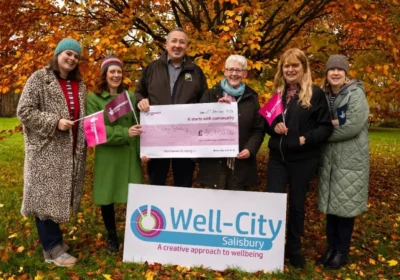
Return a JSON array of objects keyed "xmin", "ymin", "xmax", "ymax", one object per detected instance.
[{"xmin": 317, "ymin": 55, "xmax": 370, "ymax": 269}]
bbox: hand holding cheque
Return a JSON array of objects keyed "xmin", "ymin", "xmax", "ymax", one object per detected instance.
[{"xmin": 139, "ymin": 103, "xmax": 239, "ymax": 158}]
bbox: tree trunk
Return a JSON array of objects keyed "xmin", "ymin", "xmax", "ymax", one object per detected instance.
[{"xmin": 0, "ymin": 91, "xmax": 20, "ymax": 117}]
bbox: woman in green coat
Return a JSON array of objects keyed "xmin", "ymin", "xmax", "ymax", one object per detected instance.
[
  {"xmin": 317, "ymin": 55, "xmax": 369, "ymax": 269},
  {"xmin": 86, "ymin": 55, "xmax": 142, "ymax": 254}
]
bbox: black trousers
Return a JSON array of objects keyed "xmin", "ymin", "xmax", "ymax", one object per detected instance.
[
  {"xmin": 326, "ymin": 214, "xmax": 355, "ymax": 253},
  {"xmin": 101, "ymin": 204, "xmax": 116, "ymax": 233},
  {"xmin": 266, "ymin": 158, "xmax": 318, "ymax": 252},
  {"xmin": 35, "ymin": 217, "xmax": 63, "ymax": 251},
  {"xmin": 147, "ymin": 158, "xmax": 195, "ymax": 187}
]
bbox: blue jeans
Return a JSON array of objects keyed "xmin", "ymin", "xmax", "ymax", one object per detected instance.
[{"xmin": 35, "ymin": 217, "xmax": 63, "ymax": 251}]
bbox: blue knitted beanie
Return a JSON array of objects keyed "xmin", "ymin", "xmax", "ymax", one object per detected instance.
[{"xmin": 54, "ymin": 38, "xmax": 82, "ymax": 57}]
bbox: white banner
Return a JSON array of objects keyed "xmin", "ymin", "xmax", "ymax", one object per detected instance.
[
  {"xmin": 123, "ymin": 184, "xmax": 287, "ymax": 272},
  {"xmin": 140, "ymin": 103, "xmax": 239, "ymax": 158}
]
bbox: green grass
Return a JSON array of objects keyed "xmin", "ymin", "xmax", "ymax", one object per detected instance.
[
  {"xmin": 0, "ymin": 118, "xmax": 399, "ymax": 279},
  {"xmin": 0, "ymin": 117, "xmax": 21, "ymax": 130}
]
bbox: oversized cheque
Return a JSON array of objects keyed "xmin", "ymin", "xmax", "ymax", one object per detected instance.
[{"xmin": 140, "ymin": 103, "xmax": 239, "ymax": 158}]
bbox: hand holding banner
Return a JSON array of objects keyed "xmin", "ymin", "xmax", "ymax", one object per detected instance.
[
  {"xmin": 140, "ymin": 103, "xmax": 239, "ymax": 158},
  {"xmin": 83, "ymin": 111, "xmax": 107, "ymax": 147},
  {"xmin": 259, "ymin": 93, "xmax": 284, "ymax": 126}
]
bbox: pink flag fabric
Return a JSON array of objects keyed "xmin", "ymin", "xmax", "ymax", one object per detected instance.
[
  {"xmin": 105, "ymin": 91, "xmax": 133, "ymax": 122},
  {"xmin": 84, "ymin": 111, "xmax": 107, "ymax": 147},
  {"xmin": 259, "ymin": 93, "xmax": 284, "ymax": 126}
]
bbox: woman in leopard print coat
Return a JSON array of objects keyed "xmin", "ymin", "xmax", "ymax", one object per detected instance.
[{"xmin": 17, "ymin": 38, "xmax": 87, "ymax": 267}]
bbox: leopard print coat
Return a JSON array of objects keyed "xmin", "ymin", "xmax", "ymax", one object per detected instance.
[{"xmin": 17, "ymin": 67, "xmax": 87, "ymax": 223}]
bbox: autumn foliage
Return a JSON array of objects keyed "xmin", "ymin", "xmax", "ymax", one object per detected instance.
[
  {"xmin": 1, "ymin": 0, "xmax": 399, "ymax": 120},
  {"xmin": 1, "ymin": 120, "xmax": 399, "ymax": 279}
]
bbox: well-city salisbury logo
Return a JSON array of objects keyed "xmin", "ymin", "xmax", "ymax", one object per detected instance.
[{"xmin": 131, "ymin": 205, "xmax": 282, "ymax": 251}]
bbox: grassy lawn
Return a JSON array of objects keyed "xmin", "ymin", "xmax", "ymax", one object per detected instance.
[{"xmin": 0, "ymin": 118, "xmax": 399, "ymax": 279}]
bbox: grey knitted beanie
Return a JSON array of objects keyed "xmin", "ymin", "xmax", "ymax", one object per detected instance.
[{"xmin": 325, "ymin": 55, "xmax": 349, "ymax": 74}]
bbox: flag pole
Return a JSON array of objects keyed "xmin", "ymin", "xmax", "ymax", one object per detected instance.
[
  {"xmin": 73, "ymin": 110, "xmax": 104, "ymax": 123},
  {"xmin": 73, "ymin": 117, "xmax": 85, "ymax": 123},
  {"xmin": 278, "ymin": 90, "xmax": 285, "ymax": 126},
  {"xmin": 126, "ymin": 91, "xmax": 139, "ymax": 125}
]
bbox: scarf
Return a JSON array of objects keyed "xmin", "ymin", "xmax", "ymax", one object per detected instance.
[
  {"xmin": 286, "ymin": 83, "xmax": 299, "ymax": 104},
  {"xmin": 220, "ymin": 78, "xmax": 245, "ymax": 170},
  {"xmin": 220, "ymin": 78, "xmax": 245, "ymax": 102}
]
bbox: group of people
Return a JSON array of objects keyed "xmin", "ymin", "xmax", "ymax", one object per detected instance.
[{"xmin": 17, "ymin": 28, "xmax": 369, "ymax": 270}]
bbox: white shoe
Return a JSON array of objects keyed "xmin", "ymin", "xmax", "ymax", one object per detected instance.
[{"xmin": 45, "ymin": 252, "xmax": 77, "ymax": 267}]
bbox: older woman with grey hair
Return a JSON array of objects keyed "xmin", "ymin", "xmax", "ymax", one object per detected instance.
[{"xmin": 196, "ymin": 54, "xmax": 264, "ymax": 190}]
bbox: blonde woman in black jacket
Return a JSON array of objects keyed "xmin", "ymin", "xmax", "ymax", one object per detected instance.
[{"xmin": 265, "ymin": 48, "xmax": 333, "ymax": 268}]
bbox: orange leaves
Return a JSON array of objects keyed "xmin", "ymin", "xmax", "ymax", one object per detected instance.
[
  {"xmin": 123, "ymin": 77, "xmax": 132, "ymax": 84},
  {"xmin": 144, "ymin": 269, "xmax": 156, "ymax": 280},
  {"xmin": 1, "ymin": 249, "xmax": 9, "ymax": 261},
  {"xmin": 141, "ymin": 262, "xmax": 210, "ymax": 280},
  {"xmin": 16, "ymin": 246, "xmax": 25, "ymax": 253},
  {"xmin": 8, "ymin": 233, "xmax": 18, "ymax": 239},
  {"xmin": 247, "ymin": 60, "xmax": 263, "ymax": 71},
  {"xmin": 77, "ymin": 212, "xmax": 85, "ymax": 224},
  {"xmin": 219, "ymin": 26, "xmax": 230, "ymax": 32},
  {"xmin": 314, "ymin": 265, "xmax": 323, "ymax": 273},
  {"xmin": 250, "ymin": 44, "xmax": 261, "ymax": 50},
  {"xmin": 224, "ymin": 10, "xmax": 235, "ymax": 17},
  {"xmin": 219, "ymin": 0, "xmax": 239, "ymax": 5},
  {"xmin": 1, "ymin": 115, "xmax": 400, "ymax": 279},
  {"xmin": 1, "ymin": 86, "xmax": 10, "ymax": 94}
]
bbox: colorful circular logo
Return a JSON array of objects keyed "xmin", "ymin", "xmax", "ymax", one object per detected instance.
[{"xmin": 131, "ymin": 205, "xmax": 166, "ymax": 238}]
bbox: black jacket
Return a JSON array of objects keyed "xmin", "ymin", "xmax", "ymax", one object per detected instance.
[
  {"xmin": 135, "ymin": 52, "xmax": 208, "ymax": 105},
  {"xmin": 265, "ymin": 85, "xmax": 333, "ymax": 161},
  {"xmin": 196, "ymin": 84, "xmax": 265, "ymax": 188}
]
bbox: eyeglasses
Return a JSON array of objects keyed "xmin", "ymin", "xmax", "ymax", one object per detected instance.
[{"xmin": 225, "ymin": 68, "xmax": 247, "ymax": 73}]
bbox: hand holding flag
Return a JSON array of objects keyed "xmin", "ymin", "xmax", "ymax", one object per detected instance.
[
  {"xmin": 105, "ymin": 91, "xmax": 138, "ymax": 124},
  {"xmin": 259, "ymin": 92, "xmax": 284, "ymax": 126},
  {"xmin": 83, "ymin": 111, "xmax": 107, "ymax": 147}
]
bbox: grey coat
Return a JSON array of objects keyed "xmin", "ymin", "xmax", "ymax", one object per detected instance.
[
  {"xmin": 17, "ymin": 68, "xmax": 87, "ymax": 223},
  {"xmin": 318, "ymin": 80, "xmax": 369, "ymax": 217}
]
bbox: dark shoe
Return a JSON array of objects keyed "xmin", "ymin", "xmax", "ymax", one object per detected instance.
[
  {"xmin": 288, "ymin": 251, "xmax": 306, "ymax": 269},
  {"xmin": 316, "ymin": 248, "xmax": 336, "ymax": 265},
  {"xmin": 107, "ymin": 231, "xmax": 119, "ymax": 254},
  {"xmin": 325, "ymin": 251, "xmax": 348, "ymax": 269}
]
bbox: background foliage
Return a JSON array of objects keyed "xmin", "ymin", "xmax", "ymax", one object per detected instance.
[{"xmin": 1, "ymin": 0, "xmax": 399, "ymax": 120}]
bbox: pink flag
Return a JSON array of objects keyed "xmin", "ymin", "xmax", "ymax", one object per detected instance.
[
  {"xmin": 105, "ymin": 91, "xmax": 133, "ymax": 122},
  {"xmin": 84, "ymin": 111, "xmax": 107, "ymax": 147},
  {"xmin": 259, "ymin": 92, "xmax": 284, "ymax": 126}
]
